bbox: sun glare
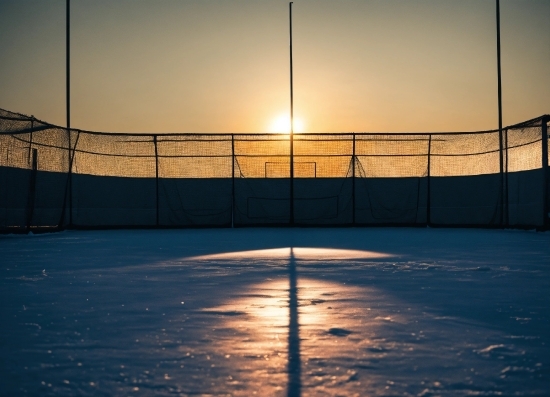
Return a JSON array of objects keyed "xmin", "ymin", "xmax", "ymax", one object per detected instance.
[{"xmin": 268, "ymin": 114, "xmax": 304, "ymax": 133}]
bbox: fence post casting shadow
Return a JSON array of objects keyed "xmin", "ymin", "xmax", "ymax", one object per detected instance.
[
  {"xmin": 26, "ymin": 149, "xmax": 38, "ymax": 232},
  {"xmin": 542, "ymin": 116, "xmax": 549, "ymax": 229},
  {"xmin": 66, "ymin": 0, "xmax": 72, "ymax": 227},
  {"xmin": 496, "ymin": 0, "xmax": 504, "ymax": 227},
  {"xmin": 289, "ymin": 1, "xmax": 294, "ymax": 226},
  {"xmin": 231, "ymin": 134, "xmax": 235, "ymax": 228},
  {"xmin": 287, "ymin": 247, "xmax": 301, "ymax": 397},
  {"xmin": 427, "ymin": 134, "xmax": 432, "ymax": 226},
  {"xmin": 153, "ymin": 135, "xmax": 159, "ymax": 227},
  {"xmin": 504, "ymin": 128, "xmax": 509, "ymax": 226},
  {"xmin": 352, "ymin": 133, "xmax": 356, "ymax": 225}
]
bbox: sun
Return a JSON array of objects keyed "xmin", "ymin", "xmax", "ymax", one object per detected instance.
[{"xmin": 268, "ymin": 114, "xmax": 304, "ymax": 133}]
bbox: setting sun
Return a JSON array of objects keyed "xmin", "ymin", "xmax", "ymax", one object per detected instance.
[{"xmin": 268, "ymin": 114, "xmax": 305, "ymax": 133}]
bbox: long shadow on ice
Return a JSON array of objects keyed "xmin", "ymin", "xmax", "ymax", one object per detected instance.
[
  {"xmin": 1, "ymin": 227, "xmax": 549, "ymax": 396},
  {"xmin": 287, "ymin": 248, "xmax": 301, "ymax": 397}
]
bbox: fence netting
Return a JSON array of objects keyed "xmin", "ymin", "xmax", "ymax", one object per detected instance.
[{"xmin": 1, "ymin": 108, "xmax": 548, "ymax": 230}]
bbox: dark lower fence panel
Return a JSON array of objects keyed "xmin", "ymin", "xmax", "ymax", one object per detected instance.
[
  {"xmin": 294, "ymin": 178, "xmax": 352, "ymax": 225},
  {"xmin": 33, "ymin": 170, "xmax": 69, "ymax": 227},
  {"xmin": 0, "ymin": 166, "xmax": 32, "ymax": 228},
  {"xmin": 233, "ymin": 179, "xmax": 353, "ymax": 225},
  {"xmin": 428, "ymin": 170, "xmax": 544, "ymax": 227},
  {"xmin": 355, "ymin": 177, "xmax": 427, "ymax": 225},
  {"xmin": 0, "ymin": 168, "xmax": 547, "ymax": 231},
  {"xmin": 159, "ymin": 178, "xmax": 232, "ymax": 226},
  {"xmin": 72, "ymin": 174, "xmax": 156, "ymax": 227},
  {"xmin": 547, "ymin": 168, "xmax": 550, "ymax": 227},
  {"xmin": 0, "ymin": 167, "xmax": 67, "ymax": 230},
  {"xmin": 234, "ymin": 179, "xmax": 290, "ymax": 225},
  {"xmin": 430, "ymin": 174, "xmax": 502, "ymax": 226},
  {"xmin": 507, "ymin": 169, "xmax": 544, "ymax": 227}
]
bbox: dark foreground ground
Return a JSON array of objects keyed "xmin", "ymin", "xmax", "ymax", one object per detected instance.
[{"xmin": 1, "ymin": 227, "xmax": 549, "ymax": 396}]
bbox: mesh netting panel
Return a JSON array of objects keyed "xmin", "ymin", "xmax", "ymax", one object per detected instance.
[
  {"xmin": 355, "ymin": 135, "xmax": 429, "ymax": 178},
  {"xmin": 504, "ymin": 119, "xmax": 546, "ymax": 227},
  {"xmin": 0, "ymin": 133, "xmax": 35, "ymax": 171},
  {"xmin": 73, "ymin": 133, "xmax": 156, "ymax": 178},
  {"xmin": 30, "ymin": 127, "xmax": 70, "ymax": 173},
  {"xmin": 156, "ymin": 135, "xmax": 232, "ymax": 226},
  {"xmin": 294, "ymin": 134, "xmax": 352, "ymax": 178},
  {"xmin": 266, "ymin": 162, "xmax": 316, "ymax": 178},
  {"xmin": 0, "ymin": 127, "xmax": 69, "ymax": 173},
  {"xmin": 506, "ymin": 125, "xmax": 543, "ymax": 172},
  {"xmin": 430, "ymin": 132, "xmax": 501, "ymax": 176},
  {"xmin": 157, "ymin": 135, "xmax": 232, "ymax": 178},
  {"xmin": 234, "ymin": 134, "xmax": 289, "ymax": 178},
  {"xmin": 1, "ymin": 108, "xmax": 548, "ymax": 229},
  {"xmin": 0, "ymin": 109, "xmax": 35, "ymax": 134}
]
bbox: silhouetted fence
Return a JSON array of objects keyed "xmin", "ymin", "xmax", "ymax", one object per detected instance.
[{"xmin": 1, "ymin": 108, "xmax": 548, "ymax": 231}]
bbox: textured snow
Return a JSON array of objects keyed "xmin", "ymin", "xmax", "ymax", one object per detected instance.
[{"xmin": 1, "ymin": 227, "xmax": 549, "ymax": 396}]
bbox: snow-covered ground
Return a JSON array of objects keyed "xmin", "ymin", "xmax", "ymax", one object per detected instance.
[{"xmin": 1, "ymin": 227, "xmax": 549, "ymax": 397}]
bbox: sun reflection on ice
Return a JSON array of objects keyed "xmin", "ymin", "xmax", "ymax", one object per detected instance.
[
  {"xmin": 186, "ymin": 247, "xmax": 391, "ymax": 261},
  {"xmin": 183, "ymin": 247, "xmax": 413, "ymax": 396},
  {"xmin": 197, "ymin": 286, "xmax": 399, "ymax": 394}
]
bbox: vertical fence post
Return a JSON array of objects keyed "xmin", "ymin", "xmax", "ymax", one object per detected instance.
[
  {"xmin": 68, "ymin": 131, "xmax": 73, "ymax": 228},
  {"xmin": 153, "ymin": 135, "xmax": 159, "ymax": 227},
  {"xmin": 496, "ymin": 0, "xmax": 504, "ymax": 227},
  {"xmin": 66, "ymin": 0, "xmax": 72, "ymax": 227},
  {"xmin": 499, "ymin": 135, "xmax": 505, "ymax": 227},
  {"xmin": 504, "ymin": 128, "xmax": 509, "ymax": 226},
  {"xmin": 352, "ymin": 133, "xmax": 356, "ymax": 225},
  {"xmin": 290, "ymin": 127, "xmax": 294, "ymax": 225},
  {"xmin": 26, "ymin": 149, "xmax": 38, "ymax": 232},
  {"xmin": 28, "ymin": 119, "xmax": 34, "ymax": 163},
  {"xmin": 427, "ymin": 134, "xmax": 432, "ymax": 226},
  {"xmin": 231, "ymin": 134, "xmax": 235, "ymax": 228},
  {"xmin": 542, "ymin": 116, "xmax": 549, "ymax": 229}
]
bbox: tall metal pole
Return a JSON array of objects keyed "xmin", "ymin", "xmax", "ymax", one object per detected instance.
[
  {"xmin": 153, "ymin": 136, "xmax": 159, "ymax": 227},
  {"xmin": 66, "ymin": 0, "xmax": 72, "ymax": 226},
  {"xmin": 231, "ymin": 134, "xmax": 235, "ymax": 228},
  {"xmin": 427, "ymin": 135, "xmax": 432, "ymax": 226},
  {"xmin": 67, "ymin": 0, "xmax": 70, "ymax": 132},
  {"xmin": 496, "ymin": 0, "xmax": 504, "ymax": 226},
  {"xmin": 352, "ymin": 134, "xmax": 355, "ymax": 225},
  {"xmin": 289, "ymin": 2, "xmax": 295, "ymax": 225}
]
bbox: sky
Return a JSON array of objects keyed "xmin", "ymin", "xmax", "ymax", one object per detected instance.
[{"xmin": 0, "ymin": 0, "xmax": 548, "ymax": 133}]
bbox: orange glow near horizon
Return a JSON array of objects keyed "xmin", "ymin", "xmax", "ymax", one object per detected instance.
[{"xmin": 1, "ymin": 2, "xmax": 548, "ymax": 133}]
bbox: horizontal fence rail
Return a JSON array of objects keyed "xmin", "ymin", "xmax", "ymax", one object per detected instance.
[{"xmin": 1, "ymin": 108, "xmax": 548, "ymax": 231}]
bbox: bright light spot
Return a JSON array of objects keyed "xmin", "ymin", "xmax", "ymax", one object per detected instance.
[
  {"xmin": 268, "ymin": 114, "xmax": 304, "ymax": 133},
  {"xmin": 186, "ymin": 247, "xmax": 391, "ymax": 261}
]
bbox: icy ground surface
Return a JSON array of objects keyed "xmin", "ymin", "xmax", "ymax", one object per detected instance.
[{"xmin": 1, "ymin": 227, "xmax": 549, "ymax": 397}]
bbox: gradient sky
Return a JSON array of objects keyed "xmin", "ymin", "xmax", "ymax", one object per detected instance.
[{"xmin": 0, "ymin": 0, "xmax": 548, "ymax": 133}]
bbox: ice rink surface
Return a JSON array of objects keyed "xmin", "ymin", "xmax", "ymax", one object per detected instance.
[{"xmin": 1, "ymin": 227, "xmax": 549, "ymax": 396}]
